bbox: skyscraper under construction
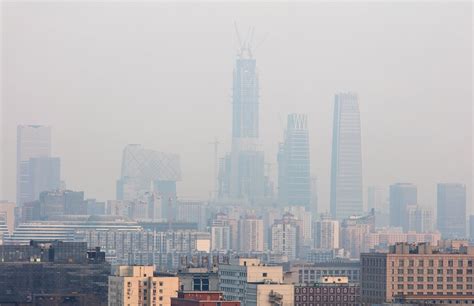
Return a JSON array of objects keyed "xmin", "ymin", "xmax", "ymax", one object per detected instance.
[{"xmin": 219, "ymin": 39, "xmax": 265, "ymax": 203}]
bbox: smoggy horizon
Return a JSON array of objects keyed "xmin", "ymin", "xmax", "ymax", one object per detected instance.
[{"xmin": 1, "ymin": 1, "xmax": 472, "ymax": 214}]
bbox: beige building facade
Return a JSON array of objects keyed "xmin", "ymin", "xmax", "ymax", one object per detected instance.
[{"xmin": 108, "ymin": 265, "xmax": 179, "ymax": 306}]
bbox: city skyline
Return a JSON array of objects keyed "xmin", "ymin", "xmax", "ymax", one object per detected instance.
[{"xmin": 1, "ymin": 2, "xmax": 471, "ymax": 213}]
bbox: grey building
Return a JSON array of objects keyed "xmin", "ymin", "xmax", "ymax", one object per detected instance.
[
  {"xmin": 278, "ymin": 114, "xmax": 311, "ymax": 209},
  {"xmin": 288, "ymin": 260, "xmax": 361, "ymax": 284},
  {"xmin": 389, "ymin": 183, "xmax": 417, "ymax": 230},
  {"xmin": 35, "ymin": 190, "xmax": 86, "ymax": 219},
  {"xmin": 17, "ymin": 125, "xmax": 52, "ymax": 206},
  {"xmin": 177, "ymin": 268, "xmax": 219, "ymax": 292},
  {"xmin": 330, "ymin": 92, "xmax": 363, "ymax": 220},
  {"xmin": 0, "ymin": 241, "xmax": 109, "ymax": 305},
  {"xmin": 29, "ymin": 157, "xmax": 61, "ymax": 201},
  {"xmin": 437, "ymin": 183, "xmax": 466, "ymax": 239}
]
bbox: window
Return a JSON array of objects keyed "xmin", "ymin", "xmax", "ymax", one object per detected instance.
[
  {"xmin": 458, "ymin": 260, "xmax": 463, "ymax": 267},
  {"xmin": 447, "ymin": 284, "xmax": 453, "ymax": 289},
  {"xmin": 417, "ymin": 269, "xmax": 424, "ymax": 274},
  {"xmin": 417, "ymin": 277, "xmax": 424, "ymax": 282},
  {"xmin": 398, "ymin": 277, "xmax": 404, "ymax": 282},
  {"xmin": 428, "ymin": 269, "xmax": 434, "ymax": 275},
  {"xmin": 427, "ymin": 277, "xmax": 434, "ymax": 282},
  {"xmin": 448, "ymin": 260, "xmax": 454, "ymax": 267},
  {"xmin": 429, "ymin": 260, "xmax": 434, "ymax": 267},
  {"xmin": 439, "ymin": 260, "xmax": 444, "ymax": 267},
  {"xmin": 457, "ymin": 277, "xmax": 463, "ymax": 282},
  {"xmin": 263, "ymin": 273, "xmax": 268, "ymax": 277},
  {"xmin": 417, "ymin": 284, "xmax": 424, "ymax": 289},
  {"xmin": 408, "ymin": 277, "xmax": 414, "ymax": 282},
  {"xmin": 456, "ymin": 269, "xmax": 463, "ymax": 275},
  {"xmin": 409, "ymin": 260, "xmax": 414, "ymax": 267}
]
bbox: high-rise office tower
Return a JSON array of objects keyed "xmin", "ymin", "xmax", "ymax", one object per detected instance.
[
  {"xmin": 330, "ymin": 93, "xmax": 363, "ymax": 219},
  {"xmin": 17, "ymin": 125, "xmax": 52, "ymax": 206},
  {"xmin": 278, "ymin": 114, "xmax": 311, "ymax": 209},
  {"xmin": 437, "ymin": 183, "xmax": 466, "ymax": 239},
  {"xmin": 389, "ymin": 183, "xmax": 417, "ymax": 230},
  {"xmin": 219, "ymin": 45, "xmax": 265, "ymax": 203}
]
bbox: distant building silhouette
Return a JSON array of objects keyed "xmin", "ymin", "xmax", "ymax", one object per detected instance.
[
  {"xmin": 29, "ymin": 157, "xmax": 61, "ymax": 201},
  {"xmin": 437, "ymin": 183, "xmax": 466, "ymax": 239},
  {"xmin": 16, "ymin": 125, "xmax": 52, "ymax": 206},
  {"xmin": 278, "ymin": 114, "xmax": 311, "ymax": 209},
  {"xmin": 116, "ymin": 144, "xmax": 181, "ymax": 220},
  {"xmin": 330, "ymin": 93, "xmax": 363, "ymax": 219},
  {"xmin": 389, "ymin": 183, "xmax": 417, "ymax": 230},
  {"xmin": 218, "ymin": 49, "xmax": 265, "ymax": 203}
]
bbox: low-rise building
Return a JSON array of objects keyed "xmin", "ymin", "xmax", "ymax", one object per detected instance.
[
  {"xmin": 287, "ymin": 260, "xmax": 361, "ymax": 284},
  {"xmin": 178, "ymin": 267, "xmax": 219, "ymax": 292},
  {"xmin": 171, "ymin": 291, "xmax": 240, "ymax": 306},
  {"xmin": 218, "ymin": 258, "xmax": 284, "ymax": 304},
  {"xmin": 245, "ymin": 282, "xmax": 294, "ymax": 306},
  {"xmin": 0, "ymin": 241, "xmax": 109, "ymax": 305},
  {"xmin": 294, "ymin": 276, "xmax": 360, "ymax": 306},
  {"xmin": 361, "ymin": 241, "xmax": 474, "ymax": 304},
  {"xmin": 108, "ymin": 266, "xmax": 179, "ymax": 306}
]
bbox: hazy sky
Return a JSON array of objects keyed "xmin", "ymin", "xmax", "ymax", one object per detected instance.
[{"xmin": 1, "ymin": 1, "xmax": 472, "ymax": 213}]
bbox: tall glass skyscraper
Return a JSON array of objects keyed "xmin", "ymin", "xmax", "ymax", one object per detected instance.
[
  {"xmin": 278, "ymin": 113, "xmax": 311, "ymax": 208},
  {"xmin": 330, "ymin": 92, "xmax": 363, "ymax": 219},
  {"xmin": 17, "ymin": 125, "xmax": 52, "ymax": 206},
  {"xmin": 437, "ymin": 183, "xmax": 466, "ymax": 239}
]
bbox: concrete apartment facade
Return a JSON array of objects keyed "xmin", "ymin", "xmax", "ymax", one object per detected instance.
[{"xmin": 361, "ymin": 242, "xmax": 474, "ymax": 304}]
